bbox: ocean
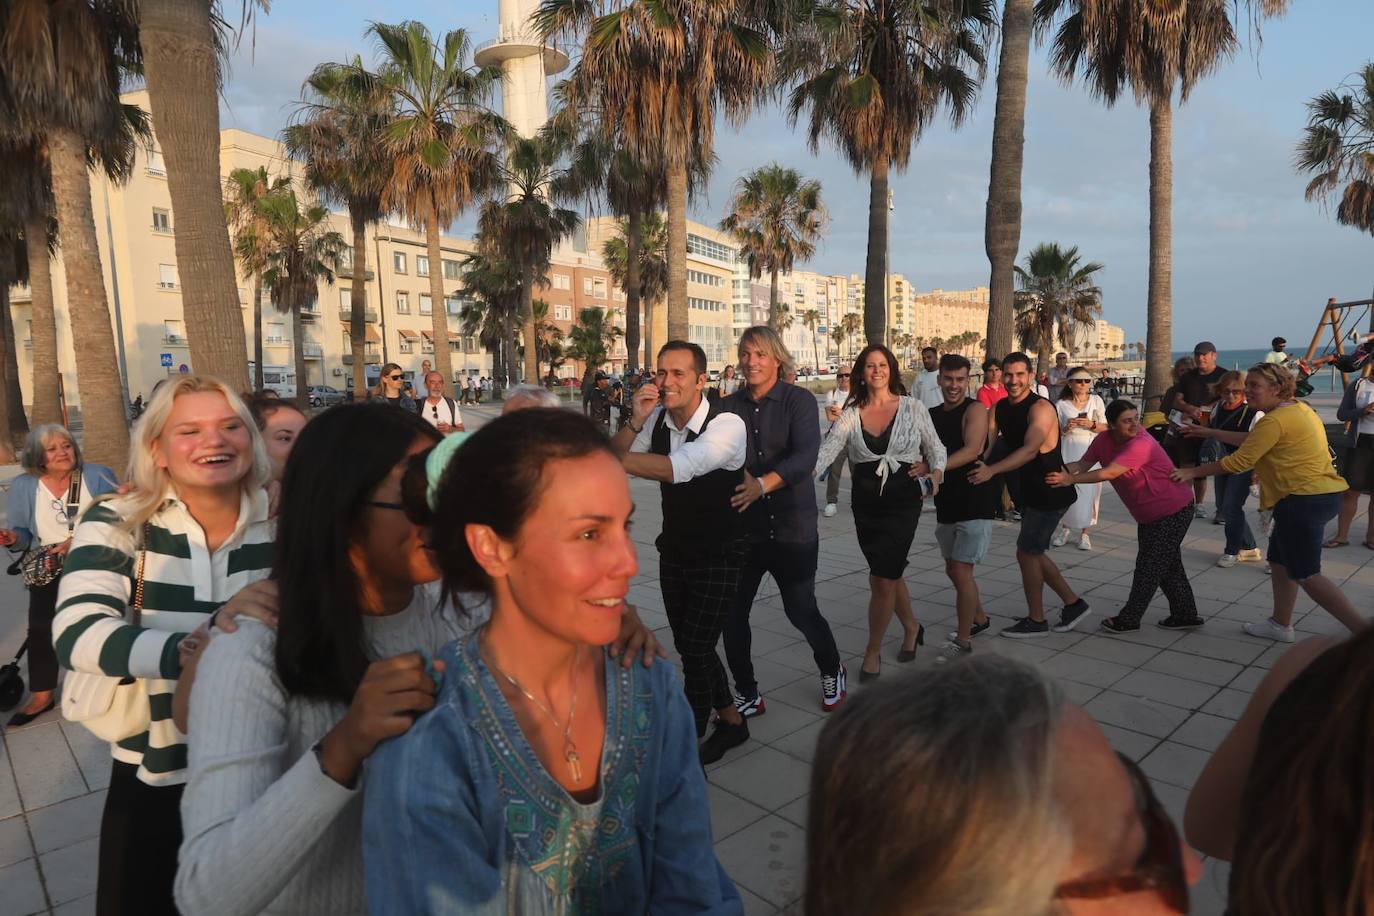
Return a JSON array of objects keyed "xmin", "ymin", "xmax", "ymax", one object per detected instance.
[{"xmin": 1171, "ymin": 348, "xmax": 1344, "ymax": 393}]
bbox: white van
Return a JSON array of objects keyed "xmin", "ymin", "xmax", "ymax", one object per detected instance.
[{"xmin": 249, "ymin": 363, "xmax": 297, "ymax": 400}]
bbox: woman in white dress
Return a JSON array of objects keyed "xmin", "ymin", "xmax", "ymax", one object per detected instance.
[{"xmin": 1053, "ymin": 368, "xmax": 1108, "ymax": 550}]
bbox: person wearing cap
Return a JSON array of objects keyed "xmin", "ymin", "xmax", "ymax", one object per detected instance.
[
  {"xmin": 1264, "ymin": 337, "xmax": 1290, "ymax": 367},
  {"xmin": 587, "ymin": 370, "xmax": 613, "ymax": 432},
  {"xmin": 1051, "ymin": 368, "xmax": 1108, "ymax": 550},
  {"xmin": 1168, "ymin": 342, "xmax": 1226, "ymax": 517},
  {"xmin": 1046, "ymin": 352, "xmax": 1072, "ymax": 389}
]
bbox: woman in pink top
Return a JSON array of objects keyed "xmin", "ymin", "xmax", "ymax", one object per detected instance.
[{"xmin": 1046, "ymin": 399, "xmax": 1201, "ymax": 634}]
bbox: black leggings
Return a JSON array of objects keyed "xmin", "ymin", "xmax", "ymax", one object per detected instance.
[
  {"xmin": 1118, "ymin": 502, "xmax": 1199, "ymax": 626},
  {"xmin": 25, "ymin": 578, "xmax": 60, "ymax": 692},
  {"xmin": 97, "ymin": 761, "xmax": 184, "ymax": 916}
]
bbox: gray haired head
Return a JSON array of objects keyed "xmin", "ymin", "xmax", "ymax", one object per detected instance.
[
  {"xmin": 501, "ymin": 385, "xmax": 561, "ymax": 414},
  {"xmin": 22, "ymin": 424, "xmax": 81, "ymax": 474}
]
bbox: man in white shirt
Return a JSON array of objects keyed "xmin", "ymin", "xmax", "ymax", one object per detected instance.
[
  {"xmin": 418, "ymin": 371, "xmax": 464, "ymax": 434},
  {"xmin": 823, "ymin": 369, "xmax": 852, "ymax": 517},
  {"xmin": 1046, "ymin": 352, "xmax": 1071, "ymax": 388},
  {"xmin": 611, "ymin": 340, "xmax": 751, "ymax": 765},
  {"xmin": 913, "ymin": 346, "xmax": 942, "ymax": 410}
]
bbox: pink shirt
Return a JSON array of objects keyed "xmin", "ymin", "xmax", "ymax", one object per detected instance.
[
  {"xmin": 1081, "ymin": 430, "xmax": 1194, "ymax": 524},
  {"xmin": 976, "ymin": 384, "xmax": 1007, "ymax": 409}
]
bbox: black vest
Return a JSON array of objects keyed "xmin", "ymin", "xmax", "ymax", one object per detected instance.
[
  {"xmin": 651, "ymin": 400, "xmax": 745, "ymax": 556},
  {"xmin": 995, "ymin": 392, "xmax": 1076, "ymax": 511}
]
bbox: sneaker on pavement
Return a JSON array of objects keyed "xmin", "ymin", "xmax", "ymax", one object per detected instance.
[
  {"xmin": 823, "ymin": 503, "xmax": 838, "ymax": 518},
  {"xmin": 1243, "ymin": 618, "xmax": 1296, "ymax": 643},
  {"xmin": 1050, "ymin": 527, "xmax": 1068, "ymax": 548},
  {"xmin": 1238, "ymin": 548, "xmax": 1263, "ymax": 562},
  {"xmin": 1011, "ymin": 509, "xmax": 1023, "ymax": 522},
  {"xmin": 1217, "ymin": 554, "xmax": 1238, "ymax": 568},
  {"xmin": 1000, "ymin": 617, "xmax": 1050, "ymax": 639},
  {"xmin": 1157, "ymin": 616, "xmax": 1205, "ymax": 630},
  {"xmin": 821, "ymin": 666, "xmax": 848, "ymax": 711},
  {"xmin": 1264, "ymin": 562, "xmax": 1272, "ymax": 574},
  {"xmin": 1078, "ymin": 532, "xmax": 1092, "ymax": 550},
  {"xmin": 698, "ymin": 719, "xmax": 750, "ymax": 765},
  {"xmin": 947, "ymin": 619, "xmax": 991, "ymax": 642},
  {"xmin": 1194, "ymin": 506, "xmax": 1208, "ymax": 519},
  {"xmin": 1212, "ymin": 515, "xmax": 1224, "ymax": 525},
  {"xmin": 936, "ymin": 639, "xmax": 973, "ymax": 663},
  {"xmin": 732, "ymin": 691, "xmax": 766, "ymax": 719},
  {"xmin": 1052, "ymin": 599, "xmax": 1092, "ymax": 633}
]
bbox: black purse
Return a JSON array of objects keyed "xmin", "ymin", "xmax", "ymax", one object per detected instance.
[
  {"xmin": 9, "ymin": 470, "xmax": 82, "ymax": 589},
  {"xmin": 0, "ymin": 639, "xmax": 28, "ymax": 712}
]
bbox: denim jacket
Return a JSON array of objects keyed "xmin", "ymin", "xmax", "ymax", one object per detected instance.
[
  {"xmin": 362, "ymin": 632, "xmax": 742, "ymax": 915},
  {"xmin": 6, "ymin": 463, "xmax": 119, "ymax": 551}
]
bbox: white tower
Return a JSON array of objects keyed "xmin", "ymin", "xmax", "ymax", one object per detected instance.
[{"xmin": 474, "ymin": 0, "xmax": 569, "ymax": 138}]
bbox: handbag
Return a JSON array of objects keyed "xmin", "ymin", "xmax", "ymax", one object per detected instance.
[
  {"xmin": 0, "ymin": 639, "xmax": 28, "ymax": 712},
  {"xmin": 12, "ymin": 470, "xmax": 83, "ymax": 589},
  {"xmin": 60, "ymin": 526, "xmax": 151, "ymax": 743}
]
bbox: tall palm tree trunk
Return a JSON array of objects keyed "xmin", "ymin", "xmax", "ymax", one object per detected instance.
[
  {"xmin": 290, "ymin": 293, "xmax": 309, "ymax": 413},
  {"xmin": 0, "ymin": 283, "xmax": 26, "ymax": 448},
  {"xmin": 348, "ymin": 210, "xmax": 369, "ymax": 398},
  {"xmin": 984, "ymin": 0, "xmax": 1032, "ymax": 361},
  {"xmin": 424, "ymin": 209, "xmax": 454, "ymax": 392},
  {"xmin": 24, "ymin": 217, "xmax": 62, "ymax": 425},
  {"xmin": 863, "ymin": 156, "xmax": 890, "ymax": 346},
  {"xmin": 47, "ymin": 129, "xmax": 129, "ymax": 470},
  {"xmin": 1144, "ymin": 97, "xmax": 1173, "ymax": 405},
  {"xmin": 521, "ymin": 264, "xmax": 539, "ymax": 384},
  {"xmin": 504, "ymin": 326, "xmax": 518, "ymax": 389},
  {"xmin": 769, "ymin": 268, "xmax": 780, "ymax": 330},
  {"xmin": 643, "ymin": 297, "xmax": 655, "ymax": 374},
  {"xmin": 666, "ymin": 162, "xmax": 689, "ymax": 342},
  {"xmin": 251, "ymin": 276, "xmax": 264, "ymax": 391},
  {"xmin": 624, "ymin": 207, "xmax": 642, "ymax": 369},
  {"xmin": 138, "ymin": 0, "xmax": 249, "ymax": 387}
]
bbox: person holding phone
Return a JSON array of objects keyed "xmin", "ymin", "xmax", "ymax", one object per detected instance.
[{"xmin": 1051, "ymin": 369, "xmax": 1107, "ymax": 551}]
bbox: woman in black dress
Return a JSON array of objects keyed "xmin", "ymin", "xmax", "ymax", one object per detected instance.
[{"xmin": 817, "ymin": 344, "xmax": 946, "ymax": 681}]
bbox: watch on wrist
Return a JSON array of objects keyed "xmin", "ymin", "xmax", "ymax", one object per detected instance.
[{"xmin": 629, "ymin": 419, "xmax": 643, "ymax": 434}]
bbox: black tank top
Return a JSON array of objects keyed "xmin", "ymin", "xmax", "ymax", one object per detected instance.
[
  {"xmin": 930, "ymin": 399, "xmax": 998, "ymax": 523},
  {"xmin": 995, "ymin": 392, "xmax": 1076, "ymax": 511}
]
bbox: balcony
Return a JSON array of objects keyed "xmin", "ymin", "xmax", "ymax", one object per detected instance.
[
  {"xmin": 303, "ymin": 343, "xmax": 323, "ymax": 359},
  {"xmin": 336, "ymin": 266, "xmax": 375, "ymax": 281},
  {"xmin": 163, "ymin": 334, "xmax": 188, "ymax": 346},
  {"xmin": 300, "ymin": 305, "xmax": 320, "ymax": 320},
  {"xmin": 10, "ymin": 284, "xmax": 31, "ymax": 304},
  {"xmin": 157, "ymin": 281, "xmax": 178, "ymax": 291},
  {"xmin": 338, "ymin": 308, "xmax": 378, "ymax": 323},
  {"xmin": 343, "ymin": 349, "xmax": 381, "ymax": 365},
  {"xmin": 265, "ymin": 336, "xmax": 287, "ymax": 346}
]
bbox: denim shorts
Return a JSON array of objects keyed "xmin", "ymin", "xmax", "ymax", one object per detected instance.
[
  {"xmin": 1267, "ymin": 491, "xmax": 1343, "ymax": 581},
  {"xmin": 1017, "ymin": 505, "xmax": 1070, "ymax": 555},
  {"xmin": 936, "ymin": 520, "xmax": 993, "ymax": 565}
]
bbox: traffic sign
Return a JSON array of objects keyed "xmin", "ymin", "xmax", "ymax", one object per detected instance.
[
  {"xmin": 160, "ymin": 353, "xmax": 173, "ymax": 367},
  {"xmin": 178, "ymin": 364, "xmax": 189, "ymax": 374}
]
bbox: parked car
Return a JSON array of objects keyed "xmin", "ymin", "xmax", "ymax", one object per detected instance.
[{"xmin": 308, "ymin": 384, "xmax": 345, "ymax": 408}]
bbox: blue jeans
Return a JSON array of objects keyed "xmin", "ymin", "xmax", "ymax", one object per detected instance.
[{"xmin": 1216, "ymin": 470, "xmax": 1256, "ymax": 555}]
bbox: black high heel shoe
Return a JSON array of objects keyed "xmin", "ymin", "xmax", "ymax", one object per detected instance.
[{"xmin": 896, "ymin": 624, "xmax": 925, "ymax": 663}]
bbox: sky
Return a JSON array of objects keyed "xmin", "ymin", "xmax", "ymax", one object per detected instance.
[{"xmin": 216, "ymin": 0, "xmax": 1374, "ymax": 350}]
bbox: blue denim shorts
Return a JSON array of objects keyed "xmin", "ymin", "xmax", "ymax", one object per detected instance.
[
  {"xmin": 936, "ymin": 520, "xmax": 993, "ymax": 565},
  {"xmin": 1017, "ymin": 505, "xmax": 1070, "ymax": 555},
  {"xmin": 1267, "ymin": 491, "xmax": 1343, "ymax": 581}
]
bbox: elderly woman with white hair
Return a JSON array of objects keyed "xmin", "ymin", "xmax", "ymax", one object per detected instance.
[
  {"xmin": 0, "ymin": 425, "xmax": 118, "ymax": 726},
  {"xmin": 501, "ymin": 383, "xmax": 561, "ymax": 413},
  {"xmin": 53, "ymin": 375, "xmax": 274, "ymax": 916}
]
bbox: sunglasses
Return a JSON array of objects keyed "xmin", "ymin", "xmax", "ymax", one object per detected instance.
[
  {"xmin": 1071, "ymin": 379, "xmax": 1091, "ymax": 384},
  {"xmin": 367, "ymin": 500, "xmax": 406, "ymax": 512},
  {"xmin": 387, "ymin": 374, "xmax": 402, "ymax": 381},
  {"xmin": 838, "ymin": 373, "xmax": 850, "ymax": 378},
  {"xmin": 1053, "ymin": 752, "xmax": 1189, "ymax": 913}
]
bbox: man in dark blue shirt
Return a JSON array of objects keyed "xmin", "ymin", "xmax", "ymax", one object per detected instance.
[{"xmin": 722, "ymin": 326, "xmax": 845, "ymax": 715}]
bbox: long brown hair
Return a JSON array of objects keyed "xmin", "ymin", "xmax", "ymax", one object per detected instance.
[
  {"xmin": 846, "ymin": 344, "xmax": 907, "ymax": 409},
  {"xmin": 1228, "ymin": 628, "xmax": 1374, "ymax": 914}
]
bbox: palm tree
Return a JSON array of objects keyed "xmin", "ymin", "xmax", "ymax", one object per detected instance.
[
  {"xmin": 537, "ymin": 0, "xmax": 773, "ymax": 342},
  {"xmin": 783, "ymin": 0, "xmax": 993, "ymax": 346},
  {"xmin": 1297, "ymin": 63, "xmax": 1374, "ymax": 238},
  {"xmin": 531, "ymin": 300, "xmax": 567, "ymax": 383},
  {"xmin": 984, "ymin": 0, "xmax": 1035, "ymax": 359},
  {"xmin": 831, "ymin": 324, "xmax": 848, "ymax": 366},
  {"xmin": 802, "ymin": 308, "xmax": 823, "ymax": 372},
  {"xmin": 136, "ymin": 0, "xmax": 259, "ymax": 385},
  {"xmin": 1038, "ymin": 0, "xmax": 1288, "ymax": 401},
  {"xmin": 224, "ymin": 167, "xmax": 288, "ymax": 392},
  {"xmin": 285, "ymin": 58, "xmax": 395, "ymax": 398},
  {"xmin": 478, "ymin": 136, "xmax": 581, "ymax": 384},
  {"xmin": 566, "ymin": 307, "xmax": 623, "ymax": 389},
  {"xmin": 842, "ymin": 312, "xmax": 863, "ymax": 361},
  {"xmin": 458, "ymin": 248, "xmax": 522, "ymax": 390},
  {"xmin": 602, "ymin": 209, "xmax": 670, "ymax": 365},
  {"xmin": 0, "ymin": 218, "xmax": 32, "ymax": 442},
  {"xmin": 720, "ymin": 164, "xmax": 827, "ymax": 329},
  {"xmin": 368, "ymin": 21, "xmax": 507, "ymax": 392},
  {"xmin": 1, "ymin": 0, "xmax": 151, "ymax": 469},
  {"xmin": 258, "ymin": 188, "xmax": 346, "ymax": 411},
  {"xmin": 1013, "ymin": 242, "xmax": 1104, "ymax": 376},
  {"xmin": 0, "ymin": 129, "xmax": 58, "ymax": 427}
]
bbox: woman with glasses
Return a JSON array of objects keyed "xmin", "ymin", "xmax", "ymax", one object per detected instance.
[
  {"xmin": 806, "ymin": 655, "xmax": 1200, "ymax": 915},
  {"xmin": 1179, "ymin": 371, "xmax": 1263, "ymax": 566},
  {"xmin": 0, "ymin": 425, "xmax": 118, "ymax": 726},
  {"xmin": 1052, "ymin": 368, "xmax": 1107, "ymax": 551},
  {"xmin": 369, "ymin": 362, "xmax": 416, "ymax": 411}
]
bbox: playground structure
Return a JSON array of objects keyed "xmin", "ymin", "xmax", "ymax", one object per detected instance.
[{"xmin": 1302, "ymin": 296, "xmax": 1374, "ymax": 390}]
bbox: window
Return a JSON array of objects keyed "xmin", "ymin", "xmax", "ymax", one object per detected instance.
[
  {"xmin": 266, "ymin": 323, "xmax": 286, "ymax": 344},
  {"xmin": 687, "ymin": 269, "xmax": 723, "ymax": 287},
  {"xmin": 399, "ymin": 337, "xmax": 414, "ymax": 354},
  {"xmin": 419, "ymin": 294, "xmax": 432, "ymax": 315},
  {"xmin": 393, "ymin": 252, "xmax": 407, "ymax": 274},
  {"xmin": 339, "ymin": 247, "xmax": 353, "ymax": 270},
  {"xmin": 592, "ymin": 278, "xmax": 607, "ymax": 299},
  {"xmin": 396, "ymin": 291, "xmax": 410, "ymax": 314},
  {"xmin": 553, "ymin": 274, "xmax": 571, "ymax": 290},
  {"xmin": 583, "ymin": 277, "xmax": 593, "ymax": 294},
  {"xmin": 464, "ymin": 336, "xmax": 478, "ymax": 352},
  {"xmin": 442, "ymin": 259, "xmax": 461, "ymax": 280},
  {"xmin": 340, "ymin": 288, "xmax": 352, "ymax": 310},
  {"xmin": 445, "ymin": 296, "xmax": 461, "ymax": 316},
  {"xmin": 146, "ymin": 147, "xmax": 165, "ymax": 175},
  {"xmin": 416, "ymin": 256, "xmax": 430, "ymax": 277},
  {"xmin": 686, "ymin": 234, "xmax": 737, "ymax": 265},
  {"xmin": 688, "ymin": 296, "xmax": 726, "ymax": 312},
  {"xmin": 554, "ymin": 304, "xmax": 572, "ymax": 321},
  {"xmin": 152, "ymin": 208, "xmax": 171, "ymax": 233},
  {"xmin": 158, "ymin": 264, "xmax": 179, "ymax": 289},
  {"xmin": 163, "ymin": 319, "xmax": 185, "ymax": 343},
  {"xmin": 342, "ymin": 332, "xmax": 352, "ymax": 351},
  {"xmin": 449, "ymin": 338, "xmax": 462, "ymax": 352}
]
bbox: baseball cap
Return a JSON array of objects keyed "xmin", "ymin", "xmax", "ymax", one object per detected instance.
[
  {"xmin": 594, "ymin": 370, "xmax": 610, "ymax": 381},
  {"xmin": 1066, "ymin": 368, "xmax": 1094, "ymax": 381},
  {"xmin": 1193, "ymin": 341, "xmax": 1217, "ymax": 355}
]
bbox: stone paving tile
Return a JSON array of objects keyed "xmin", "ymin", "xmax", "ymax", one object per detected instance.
[
  {"xmin": 38, "ymin": 836, "xmax": 98, "ymax": 906},
  {"xmin": 715, "ymin": 815, "xmax": 807, "ymax": 910},
  {"xmin": 1169, "ymin": 713, "xmax": 1237, "ymax": 754},
  {"xmin": 1141, "ymin": 650, "xmax": 1243, "ymax": 687},
  {"xmin": 710, "ymin": 746, "xmax": 813, "ymax": 814},
  {"xmin": 1113, "ymin": 669, "xmax": 1222, "ymax": 711},
  {"xmin": 1, "ymin": 856, "xmax": 47, "ymax": 916},
  {"xmin": 51, "ymin": 895, "xmax": 94, "ymax": 916},
  {"xmin": 0, "ymin": 812, "xmax": 33, "ymax": 869},
  {"xmin": 27, "ymin": 792, "xmax": 105, "ymax": 856},
  {"xmin": 1140, "ymin": 741, "xmax": 1214, "ymax": 791},
  {"xmin": 1085, "ymin": 690, "xmax": 1193, "ymax": 738},
  {"xmin": 6, "ymin": 723, "xmax": 87, "ymax": 811},
  {"xmin": 708, "ymin": 784, "xmax": 770, "ymax": 842}
]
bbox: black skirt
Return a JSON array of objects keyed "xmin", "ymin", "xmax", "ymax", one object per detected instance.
[{"xmin": 852, "ymin": 459, "xmax": 923, "ymax": 579}]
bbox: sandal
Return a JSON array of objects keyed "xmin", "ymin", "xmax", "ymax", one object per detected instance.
[
  {"xmin": 1099, "ymin": 617, "xmax": 1140, "ymax": 634},
  {"xmin": 1323, "ymin": 538, "xmax": 1348, "ymax": 548}
]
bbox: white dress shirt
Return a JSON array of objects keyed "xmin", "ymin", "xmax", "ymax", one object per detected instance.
[
  {"xmin": 629, "ymin": 398, "xmax": 747, "ymax": 484},
  {"xmin": 420, "ymin": 396, "xmax": 461, "ymax": 429}
]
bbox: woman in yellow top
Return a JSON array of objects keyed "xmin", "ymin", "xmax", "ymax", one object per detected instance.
[{"xmin": 1173, "ymin": 363, "xmax": 1363, "ymax": 642}]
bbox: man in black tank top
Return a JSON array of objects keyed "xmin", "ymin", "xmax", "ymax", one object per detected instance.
[
  {"xmin": 612, "ymin": 341, "xmax": 752, "ymax": 765},
  {"xmin": 969, "ymin": 353, "xmax": 1090, "ymax": 638}
]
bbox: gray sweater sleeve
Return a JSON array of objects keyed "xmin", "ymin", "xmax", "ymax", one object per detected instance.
[{"xmin": 1337, "ymin": 379, "xmax": 1365, "ymax": 424}]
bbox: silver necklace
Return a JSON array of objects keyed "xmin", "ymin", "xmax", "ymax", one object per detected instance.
[{"xmin": 485, "ymin": 641, "xmax": 585, "ymax": 783}]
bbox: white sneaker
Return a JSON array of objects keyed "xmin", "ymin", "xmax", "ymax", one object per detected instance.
[
  {"xmin": 1242, "ymin": 618, "xmax": 1296, "ymax": 643},
  {"xmin": 1077, "ymin": 533, "xmax": 1092, "ymax": 550},
  {"xmin": 936, "ymin": 639, "xmax": 972, "ymax": 663},
  {"xmin": 1238, "ymin": 548, "xmax": 1263, "ymax": 562},
  {"xmin": 1264, "ymin": 562, "xmax": 1272, "ymax": 574},
  {"xmin": 1217, "ymin": 554, "xmax": 1238, "ymax": 568},
  {"xmin": 823, "ymin": 503, "xmax": 838, "ymax": 518},
  {"xmin": 1050, "ymin": 527, "xmax": 1068, "ymax": 548},
  {"xmin": 1194, "ymin": 506, "xmax": 1208, "ymax": 519}
]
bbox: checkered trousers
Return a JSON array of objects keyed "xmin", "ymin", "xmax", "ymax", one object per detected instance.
[{"xmin": 659, "ymin": 542, "xmax": 747, "ymax": 736}]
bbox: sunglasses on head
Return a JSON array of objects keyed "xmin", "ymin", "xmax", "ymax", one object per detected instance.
[{"xmin": 1053, "ymin": 752, "xmax": 1189, "ymax": 913}]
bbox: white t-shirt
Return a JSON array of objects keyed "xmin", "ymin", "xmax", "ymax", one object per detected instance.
[
  {"xmin": 420, "ymin": 396, "xmax": 461, "ymax": 429},
  {"xmin": 914, "ymin": 371, "xmax": 942, "ymax": 409},
  {"xmin": 34, "ymin": 476, "xmax": 95, "ymax": 547},
  {"xmin": 826, "ymin": 387, "xmax": 848, "ymax": 411}
]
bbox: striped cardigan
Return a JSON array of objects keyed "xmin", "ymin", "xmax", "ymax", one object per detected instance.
[{"xmin": 53, "ymin": 488, "xmax": 275, "ymax": 786}]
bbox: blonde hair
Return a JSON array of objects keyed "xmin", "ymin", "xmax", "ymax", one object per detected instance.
[
  {"xmin": 736, "ymin": 325, "xmax": 795, "ymax": 381},
  {"xmin": 1247, "ymin": 362, "xmax": 1297, "ymax": 400},
  {"xmin": 119, "ymin": 375, "xmax": 270, "ymax": 536}
]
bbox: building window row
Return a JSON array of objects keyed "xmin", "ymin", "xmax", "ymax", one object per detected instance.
[
  {"xmin": 552, "ymin": 273, "xmax": 571, "ymax": 290},
  {"xmin": 688, "ymin": 297, "xmax": 727, "ymax": 313},
  {"xmin": 687, "ymin": 268, "xmax": 723, "ymax": 287},
  {"xmin": 686, "ymin": 234, "xmax": 738, "ymax": 265}
]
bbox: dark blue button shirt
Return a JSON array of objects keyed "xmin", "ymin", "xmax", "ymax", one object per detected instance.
[{"xmin": 722, "ymin": 380, "xmax": 820, "ymax": 544}]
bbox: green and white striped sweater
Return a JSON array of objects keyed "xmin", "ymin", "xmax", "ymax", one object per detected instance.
[{"xmin": 54, "ymin": 488, "xmax": 274, "ymax": 786}]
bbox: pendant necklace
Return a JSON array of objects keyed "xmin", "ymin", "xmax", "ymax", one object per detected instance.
[{"xmin": 486, "ymin": 642, "xmax": 585, "ymax": 783}]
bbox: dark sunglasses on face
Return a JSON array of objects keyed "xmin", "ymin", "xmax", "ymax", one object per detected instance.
[
  {"xmin": 838, "ymin": 373, "xmax": 849, "ymax": 378},
  {"xmin": 367, "ymin": 500, "xmax": 406, "ymax": 511},
  {"xmin": 1053, "ymin": 752, "xmax": 1189, "ymax": 913},
  {"xmin": 387, "ymin": 374, "xmax": 402, "ymax": 381}
]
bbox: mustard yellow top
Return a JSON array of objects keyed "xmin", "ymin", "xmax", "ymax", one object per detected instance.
[{"xmin": 1218, "ymin": 402, "xmax": 1346, "ymax": 509}]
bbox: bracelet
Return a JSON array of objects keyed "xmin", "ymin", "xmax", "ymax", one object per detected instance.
[{"xmin": 628, "ymin": 419, "xmax": 644, "ymax": 434}]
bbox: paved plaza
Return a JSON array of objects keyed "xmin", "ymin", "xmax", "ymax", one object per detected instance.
[{"xmin": 1, "ymin": 397, "xmax": 1368, "ymax": 914}]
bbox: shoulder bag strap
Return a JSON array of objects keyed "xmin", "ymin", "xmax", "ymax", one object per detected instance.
[
  {"xmin": 130, "ymin": 524, "xmax": 148, "ymax": 625},
  {"xmin": 64, "ymin": 469, "xmax": 83, "ymax": 535}
]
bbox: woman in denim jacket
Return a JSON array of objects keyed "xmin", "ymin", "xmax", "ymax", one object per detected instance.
[{"xmin": 363, "ymin": 408, "xmax": 740, "ymax": 915}]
